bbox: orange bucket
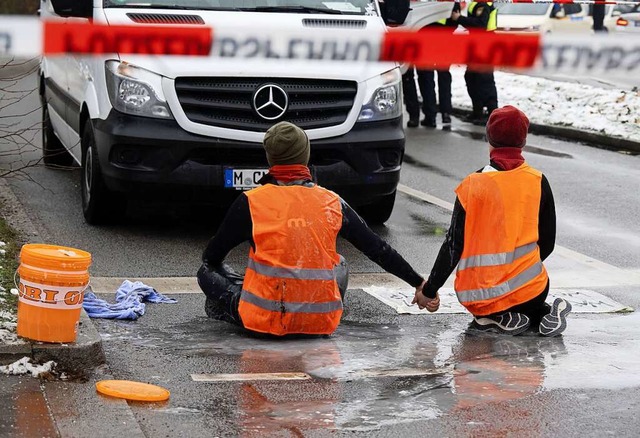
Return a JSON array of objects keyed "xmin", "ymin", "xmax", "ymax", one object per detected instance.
[{"xmin": 16, "ymin": 244, "xmax": 92, "ymax": 343}]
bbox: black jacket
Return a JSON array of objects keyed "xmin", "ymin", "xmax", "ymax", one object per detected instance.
[
  {"xmin": 422, "ymin": 161, "xmax": 556, "ymax": 298},
  {"xmin": 455, "ymin": 3, "xmax": 492, "ymax": 32},
  {"xmin": 202, "ymin": 176, "xmax": 424, "ymax": 288}
]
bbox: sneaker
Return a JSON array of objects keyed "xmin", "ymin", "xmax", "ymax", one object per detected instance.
[
  {"xmin": 442, "ymin": 113, "xmax": 452, "ymax": 124},
  {"xmin": 421, "ymin": 119, "xmax": 437, "ymax": 128},
  {"xmin": 407, "ymin": 118, "xmax": 419, "ymax": 128},
  {"xmin": 539, "ymin": 298, "xmax": 572, "ymax": 337},
  {"xmin": 473, "ymin": 312, "xmax": 531, "ymax": 336}
]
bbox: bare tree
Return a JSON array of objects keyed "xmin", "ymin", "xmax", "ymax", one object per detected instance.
[{"xmin": 0, "ymin": 58, "xmax": 75, "ymax": 186}]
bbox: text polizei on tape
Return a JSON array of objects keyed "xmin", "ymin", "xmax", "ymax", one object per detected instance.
[
  {"xmin": 539, "ymin": 35, "xmax": 640, "ymax": 75},
  {"xmin": 0, "ymin": 18, "xmax": 639, "ymax": 80}
]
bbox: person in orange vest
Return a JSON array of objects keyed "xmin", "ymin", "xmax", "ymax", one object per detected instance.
[
  {"xmin": 198, "ymin": 121, "xmax": 425, "ymax": 336},
  {"xmin": 413, "ymin": 106, "xmax": 571, "ymax": 336}
]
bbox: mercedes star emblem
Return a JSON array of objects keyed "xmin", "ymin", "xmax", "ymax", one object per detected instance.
[{"xmin": 253, "ymin": 84, "xmax": 288, "ymax": 121}]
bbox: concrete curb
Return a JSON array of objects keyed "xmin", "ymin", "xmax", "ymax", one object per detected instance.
[
  {"xmin": 0, "ymin": 309, "xmax": 105, "ymax": 373},
  {"xmin": 451, "ymin": 108, "xmax": 640, "ymax": 154}
]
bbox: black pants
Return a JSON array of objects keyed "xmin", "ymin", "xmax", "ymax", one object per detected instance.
[
  {"xmin": 464, "ymin": 68, "xmax": 498, "ymax": 117},
  {"xmin": 417, "ymin": 68, "xmax": 452, "ymax": 121},
  {"xmin": 486, "ymin": 281, "xmax": 552, "ymax": 328},
  {"xmin": 403, "ymin": 67, "xmax": 452, "ymax": 121},
  {"xmin": 197, "ymin": 257, "xmax": 349, "ymax": 327},
  {"xmin": 402, "ymin": 67, "xmax": 420, "ymax": 121}
]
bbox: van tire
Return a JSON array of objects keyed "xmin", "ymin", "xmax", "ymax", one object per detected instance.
[
  {"xmin": 42, "ymin": 103, "xmax": 73, "ymax": 168},
  {"xmin": 81, "ymin": 120, "xmax": 123, "ymax": 224},
  {"xmin": 358, "ymin": 190, "xmax": 396, "ymax": 225}
]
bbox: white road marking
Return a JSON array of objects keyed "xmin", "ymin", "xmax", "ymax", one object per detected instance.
[
  {"xmin": 191, "ymin": 372, "xmax": 311, "ymax": 382},
  {"xmin": 191, "ymin": 368, "xmax": 457, "ymax": 382}
]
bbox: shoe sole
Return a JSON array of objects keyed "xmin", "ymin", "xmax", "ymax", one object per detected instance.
[
  {"xmin": 473, "ymin": 314, "xmax": 531, "ymax": 336},
  {"xmin": 539, "ymin": 298, "xmax": 572, "ymax": 337}
]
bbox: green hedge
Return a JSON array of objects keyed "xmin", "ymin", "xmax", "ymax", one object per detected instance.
[{"xmin": 0, "ymin": 0, "xmax": 40, "ymax": 15}]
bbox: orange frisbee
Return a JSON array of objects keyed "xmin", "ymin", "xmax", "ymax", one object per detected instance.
[{"xmin": 96, "ymin": 380, "xmax": 170, "ymax": 402}]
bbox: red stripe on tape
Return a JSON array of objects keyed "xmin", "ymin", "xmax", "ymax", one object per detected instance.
[
  {"xmin": 43, "ymin": 22, "xmax": 212, "ymax": 56},
  {"xmin": 380, "ymin": 29, "xmax": 540, "ymax": 70}
]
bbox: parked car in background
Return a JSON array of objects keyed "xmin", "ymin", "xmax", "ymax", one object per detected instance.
[
  {"xmin": 496, "ymin": 3, "xmax": 633, "ymax": 33},
  {"xmin": 616, "ymin": 3, "xmax": 640, "ymax": 33}
]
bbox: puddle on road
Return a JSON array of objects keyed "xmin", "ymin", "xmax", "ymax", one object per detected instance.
[{"xmin": 97, "ymin": 313, "xmax": 640, "ymax": 432}]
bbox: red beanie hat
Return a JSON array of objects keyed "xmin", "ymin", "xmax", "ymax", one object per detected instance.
[{"xmin": 486, "ymin": 105, "xmax": 530, "ymax": 148}]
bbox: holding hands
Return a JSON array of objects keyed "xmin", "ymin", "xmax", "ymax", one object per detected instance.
[{"xmin": 412, "ymin": 280, "xmax": 440, "ymax": 312}]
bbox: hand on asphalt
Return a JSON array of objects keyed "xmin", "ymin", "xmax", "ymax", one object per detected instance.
[{"xmin": 412, "ymin": 281, "xmax": 440, "ymax": 312}]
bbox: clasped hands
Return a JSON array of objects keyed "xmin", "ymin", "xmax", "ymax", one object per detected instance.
[{"xmin": 411, "ymin": 280, "xmax": 440, "ymax": 312}]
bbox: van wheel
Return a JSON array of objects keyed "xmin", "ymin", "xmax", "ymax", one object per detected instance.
[
  {"xmin": 42, "ymin": 103, "xmax": 73, "ymax": 167},
  {"xmin": 81, "ymin": 120, "xmax": 122, "ymax": 224},
  {"xmin": 358, "ymin": 190, "xmax": 396, "ymax": 225}
]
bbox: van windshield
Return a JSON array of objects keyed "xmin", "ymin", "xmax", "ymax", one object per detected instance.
[
  {"xmin": 496, "ymin": 4, "xmax": 550, "ymax": 16},
  {"xmin": 104, "ymin": 0, "xmax": 374, "ymax": 15}
]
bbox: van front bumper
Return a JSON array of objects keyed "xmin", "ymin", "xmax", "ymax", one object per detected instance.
[{"xmin": 92, "ymin": 111, "xmax": 405, "ymax": 207}]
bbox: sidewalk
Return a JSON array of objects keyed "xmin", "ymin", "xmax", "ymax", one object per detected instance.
[{"xmin": 450, "ymin": 67, "xmax": 640, "ymax": 153}]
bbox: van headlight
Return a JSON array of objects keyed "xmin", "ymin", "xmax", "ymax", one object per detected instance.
[
  {"xmin": 358, "ymin": 69, "xmax": 402, "ymax": 122},
  {"xmin": 105, "ymin": 61, "xmax": 172, "ymax": 119}
]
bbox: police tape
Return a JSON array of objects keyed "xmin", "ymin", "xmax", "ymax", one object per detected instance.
[{"xmin": 1, "ymin": 18, "xmax": 639, "ymax": 78}]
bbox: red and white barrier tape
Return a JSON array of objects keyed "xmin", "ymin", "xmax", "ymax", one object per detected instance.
[{"xmin": 1, "ymin": 18, "xmax": 638, "ymax": 80}]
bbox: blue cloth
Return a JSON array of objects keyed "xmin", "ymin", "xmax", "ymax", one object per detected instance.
[{"xmin": 83, "ymin": 280, "xmax": 177, "ymax": 320}]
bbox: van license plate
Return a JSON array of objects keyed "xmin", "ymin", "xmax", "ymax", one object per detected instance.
[{"xmin": 224, "ymin": 169, "xmax": 268, "ymax": 190}]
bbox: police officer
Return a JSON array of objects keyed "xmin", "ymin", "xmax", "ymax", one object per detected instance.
[{"xmin": 450, "ymin": 2, "xmax": 499, "ymax": 125}]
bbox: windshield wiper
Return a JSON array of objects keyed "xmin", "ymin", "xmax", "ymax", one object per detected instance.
[
  {"xmin": 105, "ymin": 3, "xmax": 243, "ymax": 11},
  {"xmin": 243, "ymin": 6, "xmax": 343, "ymax": 15}
]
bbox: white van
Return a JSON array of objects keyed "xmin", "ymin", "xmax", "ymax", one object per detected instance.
[
  {"xmin": 39, "ymin": 0, "xmax": 450, "ymax": 224},
  {"xmin": 496, "ymin": 3, "xmax": 626, "ymax": 33}
]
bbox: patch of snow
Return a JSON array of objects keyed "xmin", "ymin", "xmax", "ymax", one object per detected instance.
[
  {"xmin": 0, "ymin": 249, "xmax": 5, "ymax": 256},
  {"xmin": 0, "ymin": 319, "xmax": 24, "ymax": 346},
  {"xmin": 0, "ymin": 311, "xmax": 16, "ymax": 321},
  {"xmin": 0, "ymin": 357, "xmax": 55, "ymax": 377},
  {"xmin": 450, "ymin": 67, "xmax": 640, "ymax": 142},
  {"xmin": 0, "ymin": 285, "xmax": 5, "ymax": 292},
  {"xmin": 0, "ymin": 241, "xmax": 5, "ymax": 247}
]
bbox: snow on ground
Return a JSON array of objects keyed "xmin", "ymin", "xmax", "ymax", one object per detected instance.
[
  {"xmin": 0, "ymin": 357, "xmax": 55, "ymax": 377},
  {"xmin": 450, "ymin": 67, "xmax": 640, "ymax": 143}
]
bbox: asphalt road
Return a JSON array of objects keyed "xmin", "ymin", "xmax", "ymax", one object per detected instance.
[{"xmin": 2, "ymin": 64, "xmax": 640, "ymax": 437}]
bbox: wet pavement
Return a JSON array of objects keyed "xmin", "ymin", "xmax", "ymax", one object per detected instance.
[{"xmin": 81, "ymin": 293, "xmax": 640, "ymax": 436}]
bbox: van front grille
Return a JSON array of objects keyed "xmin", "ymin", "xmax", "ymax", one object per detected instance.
[{"xmin": 174, "ymin": 77, "xmax": 358, "ymax": 131}]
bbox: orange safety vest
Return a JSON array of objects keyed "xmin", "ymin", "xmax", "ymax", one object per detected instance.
[
  {"xmin": 239, "ymin": 184, "xmax": 343, "ymax": 335},
  {"xmin": 454, "ymin": 163, "xmax": 549, "ymax": 316}
]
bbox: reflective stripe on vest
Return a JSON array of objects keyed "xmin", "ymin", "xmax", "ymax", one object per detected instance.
[
  {"xmin": 247, "ymin": 258, "xmax": 335, "ymax": 281},
  {"xmin": 458, "ymin": 242, "xmax": 538, "ymax": 272},
  {"xmin": 241, "ymin": 289, "xmax": 343, "ymax": 314},
  {"xmin": 457, "ymin": 262, "xmax": 543, "ymax": 304}
]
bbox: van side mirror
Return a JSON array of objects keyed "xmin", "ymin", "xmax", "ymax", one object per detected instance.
[{"xmin": 50, "ymin": 0, "xmax": 93, "ymax": 18}]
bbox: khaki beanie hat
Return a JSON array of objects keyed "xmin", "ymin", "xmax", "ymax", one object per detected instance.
[{"xmin": 263, "ymin": 122, "xmax": 310, "ymax": 166}]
